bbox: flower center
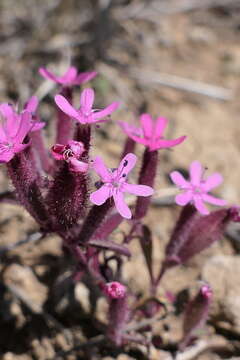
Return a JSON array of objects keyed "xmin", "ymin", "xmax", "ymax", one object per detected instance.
[{"xmin": 0, "ymin": 142, "xmax": 13, "ymax": 154}]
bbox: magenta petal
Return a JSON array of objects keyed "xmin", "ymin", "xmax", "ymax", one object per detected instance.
[
  {"xmin": 118, "ymin": 153, "xmax": 137, "ymax": 176},
  {"xmin": 170, "ymin": 171, "xmax": 189, "ymax": 188},
  {"xmin": 190, "ymin": 161, "xmax": 203, "ymax": 186},
  {"xmin": 126, "ymin": 133, "xmax": 149, "ymax": 146},
  {"xmin": 90, "ymin": 185, "xmax": 111, "ymax": 205},
  {"xmin": 93, "ymin": 102, "xmax": 119, "ymax": 121},
  {"xmin": 13, "ymin": 143, "xmax": 30, "ymax": 154},
  {"xmin": 30, "ymin": 121, "xmax": 45, "ymax": 131},
  {"xmin": 25, "ymin": 96, "xmax": 38, "ymax": 113},
  {"xmin": 202, "ymin": 194, "xmax": 227, "ymax": 207},
  {"xmin": 203, "ymin": 173, "xmax": 223, "ymax": 192},
  {"xmin": 69, "ymin": 158, "xmax": 88, "ymax": 173},
  {"xmin": 194, "ymin": 197, "xmax": 209, "ymax": 215},
  {"xmin": 58, "ymin": 67, "xmax": 77, "ymax": 84},
  {"xmin": 54, "ymin": 95, "xmax": 79, "ymax": 119},
  {"xmin": 15, "ymin": 112, "xmax": 31, "ymax": 143},
  {"xmin": 140, "ymin": 113, "xmax": 153, "ymax": 138},
  {"xmin": 39, "ymin": 67, "xmax": 59, "ymax": 83},
  {"xmin": 152, "ymin": 136, "xmax": 186, "ymax": 150},
  {"xmin": 123, "ymin": 183, "xmax": 154, "ymax": 196},
  {"xmin": 0, "ymin": 149, "xmax": 15, "ymax": 163},
  {"xmin": 80, "ymin": 88, "xmax": 94, "ymax": 112},
  {"xmin": 113, "ymin": 191, "xmax": 132, "ymax": 219},
  {"xmin": 93, "ymin": 156, "xmax": 112, "ymax": 182},
  {"xmin": 155, "ymin": 117, "xmax": 168, "ymax": 138},
  {"xmin": 0, "ymin": 103, "xmax": 14, "ymax": 118},
  {"xmin": 74, "ymin": 71, "xmax": 97, "ymax": 85},
  {"xmin": 118, "ymin": 121, "xmax": 142, "ymax": 137},
  {"xmin": 175, "ymin": 191, "xmax": 192, "ymax": 206}
]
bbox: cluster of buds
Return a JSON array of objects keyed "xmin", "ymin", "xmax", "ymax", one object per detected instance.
[{"xmin": 0, "ymin": 64, "xmax": 236, "ymax": 350}]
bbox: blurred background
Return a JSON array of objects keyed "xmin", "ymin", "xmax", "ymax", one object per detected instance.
[{"xmin": 0, "ymin": 0, "xmax": 240, "ymax": 359}]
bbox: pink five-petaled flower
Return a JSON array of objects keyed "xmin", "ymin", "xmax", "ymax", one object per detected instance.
[
  {"xmin": 119, "ymin": 113, "xmax": 186, "ymax": 151},
  {"xmin": 0, "ymin": 97, "xmax": 44, "ymax": 133},
  {"xmin": 39, "ymin": 66, "xmax": 97, "ymax": 86},
  {"xmin": 0, "ymin": 111, "xmax": 32, "ymax": 163},
  {"xmin": 103, "ymin": 282, "xmax": 127, "ymax": 299},
  {"xmin": 170, "ymin": 160, "xmax": 227, "ymax": 215},
  {"xmin": 90, "ymin": 153, "xmax": 154, "ymax": 219},
  {"xmin": 51, "ymin": 140, "xmax": 88, "ymax": 173},
  {"xmin": 54, "ymin": 88, "xmax": 119, "ymax": 125}
]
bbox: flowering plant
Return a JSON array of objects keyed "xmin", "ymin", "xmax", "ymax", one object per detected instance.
[{"xmin": 0, "ymin": 65, "xmax": 236, "ymax": 356}]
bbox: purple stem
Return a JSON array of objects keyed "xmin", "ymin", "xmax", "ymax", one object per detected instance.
[
  {"xmin": 7, "ymin": 147, "xmax": 51, "ymax": 230},
  {"xmin": 78, "ymin": 199, "xmax": 113, "ymax": 244},
  {"xmin": 121, "ymin": 137, "xmax": 136, "ymax": 158},
  {"xmin": 30, "ymin": 130, "xmax": 51, "ymax": 174},
  {"xmin": 56, "ymin": 87, "xmax": 73, "ymax": 144},
  {"xmin": 134, "ymin": 149, "xmax": 158, "ymax": 219},
  {"xmin": 46, "ymin": 162, "xmax": 88, "ymax": 231},
  {"xmin": 74, "ymin": 123, "xmax": 91, "ymax": 158},
  {"xmin": 107, "ymin": 294, "xmax": 130, "ymax": 346}
]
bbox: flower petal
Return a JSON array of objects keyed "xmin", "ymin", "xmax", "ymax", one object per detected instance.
[
  {"xmin": 190, "ymin": 160, "xmax": 203, "ymax": 186},
  {"xmin": 80, "ymin": 88, "xmax": 95, "ymax": 112},
  {"xmin": 170, "ymin": 171, "xmax": 189, "ymax": 188},
  {"xmin": 30, "ymin": 121, "xmax": 45, "ymax": 131},
  {"xmin": 54, "ymin": 95, "xmax": 79, "ymax": 119},
  {"xmin": 13, "ymin": 143, "xmax": 30, "ymax": 155},
  {"xmin": 93, "ymin": 156, "xmax": 112, "ymax": 182},
  {"xmin": 0, "ymin": 149, "xmax": 15, "ymax": 163},
  {"xmin": 202, "ymin": 194, "xmax": 227, "ymax": 207},
  {"xmin": 175, "ymin": 191, "xmax": 192, "ymax": 206},
  {"xmin": 123, "ymin": 183, "xmax": 154, "ymax": 196},
  {"xmin": 69, "ymin": 158, "xmax": 88, "ymax": 173},
  {"xmin": 118, "ymin": 153, "xmax": 137, "ymax": 177},
  {"xmin": 155, "ymin": 117, "xmax": 168, "ymax": 138},
  {"xmin": 124, "ymin": 133, "xmax": 149, "ymax": 146},
  {"xmin": 194, "ymin": 197, "xmax": 209, "ymax": 215},
  {"xmin": 113, "ymin": 191, "xmax": 132, "ymax": 219},
  {"xmin": 202, "ymin": 173, "xmax": 223, "ymax": 192},
  {"xmin": 74, "ymin": 71, "xmax": 97, "ymax": 85},
  {"xmin": 140, "ymin": 113, "xmax": 153, "ymax": 138},
  {"xmin": 58, "ymin": 66, "xmax": 77, "ymax": 84},
  {"xmin": 151, "ymin": 136, "xmax": 186, "ymax": 151},
  {"xmin": 90, "ymin": 185, "xmax": 111, "ymax": 205},
  {"xmin": 93, "ymin": 102, "xmax": 119, "ymax": 121},
  {"xmin": 15, "ymin": 112, "xmax": 31, "ymax": 143},
  {"xmin": 24, "ymin": 96, "xmax": 38, "ymax": 113},
  {"xmin": 39, "ymin": 67, "xmax": 59, "ymax": 83},
  {"xmin": 118, "ymin": 121, "xmax": 143, "ymax": 137}
]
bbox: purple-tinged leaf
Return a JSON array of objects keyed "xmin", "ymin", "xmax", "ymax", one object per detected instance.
[
  {"xmin": 92, "ymin": 212, "xmax": 123, "ymax": 241},
  {"xmin": 139, "ymin": 225, "xmax": 153, "ymax": 282},
  {"xmin": 88, "ymin": 238, "xmax": 131, "ymax": 257},
  {"xmin": 134, "ymin": 149, "xmax": 158, "ymax": 219},
  {"xmin": 180, "ymin": 284, "xmax": 212, "ymax": 350}
]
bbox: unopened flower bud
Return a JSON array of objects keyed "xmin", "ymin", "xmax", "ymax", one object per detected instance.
[{"xmin": 104, "ymin": 282, "xmax": 126, "ymax": 299}]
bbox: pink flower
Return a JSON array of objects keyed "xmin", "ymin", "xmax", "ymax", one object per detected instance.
[
  {"xmin": 0, "ymin": 111, "xmax": 32, "ymax": 163},
  {"xmin": 103, "ymin": 282, "xmax": 126, "ymax": 299},
  {"xmin": 0, "ymin": 97, "xmax": 44, "ymax": 133},
  {"xmin": 170, "ymin": 161, "xmax": 227, "ymax": 215},
  {"xmin": 55, "ymin": 88, "xmax": 119, "ymax": 125},
  {"xmin": 119, "ymin": 113, "xmax": 186, "ymax": 151},
  {"xmin": 39, "ymin": 66, "xmax": 97, "ymax": 86},
  {"xmin": 90, "ymin": 153, "xmax": 154, "ymax": 219},
  {"xmin": 51, "ymin": 140, "xmax": 88, "ymax": 173}
]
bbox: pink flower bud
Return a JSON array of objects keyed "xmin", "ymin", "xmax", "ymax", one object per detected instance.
[{"xmin": 104, "ymin": 282, "xmax": 126, "ymax": 299}]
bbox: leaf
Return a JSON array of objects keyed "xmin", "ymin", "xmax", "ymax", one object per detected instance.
[
  {"xmin": 88, "ymin": 238, "xmax": 131, "ymax": 257},
  {"xmin": 139, "ymin": 225, "xmax": 153, "ymax": 281}
]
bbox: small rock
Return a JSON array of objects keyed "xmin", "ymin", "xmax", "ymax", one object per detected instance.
[{"xmin": 3, "ymin": 264, "xmax": 47, "ymax": 310}]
